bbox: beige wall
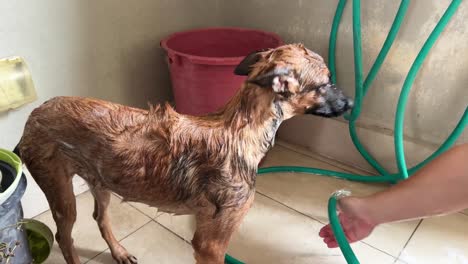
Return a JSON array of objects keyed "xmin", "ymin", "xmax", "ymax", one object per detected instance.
[
  {"xmin": 0, "ymin": 0, "xmax": 221, "ymax": 217},
  {"xmin": 221, "ymin": 0, "xmax": 468, "ymax": 172},
  {"xmin": 1, "ymin": 0, "xmax": 221, "ymax": 146}
]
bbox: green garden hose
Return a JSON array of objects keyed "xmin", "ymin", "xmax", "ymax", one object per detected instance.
[
  {"xmin": 225, "ymin": 254, "xmax": 244, "ymax": 264},
  {"xmin": 349, "ymin": 0, "xmax": 363, "ymax": 123},
  {"xmin": 328, "ymin": 0, "xmax": 347, "ymax": 84},
  {"xmin": 328, "ymin": 0, "xmax": 465, "ymax": 263},
  {"xmin": 362, "ymin": 0, "xmax": 410, "ymax": 97},
  {"xmin": 394, "ymin": 0, "xmax": 463, "ymax": 180},
  {"xmin": 225, "ymin": 0, "xmax": 466, "ymax": 263},
  {"xmin": 328, "ymin": 192, "xmax": 359, "ymax": 264},
  {"xmin": 346, "ymin": 0, "xmax": 410, "ymax": 177}
]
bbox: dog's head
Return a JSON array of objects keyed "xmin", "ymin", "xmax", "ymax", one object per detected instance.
[{"xmin": 234, "ymin": 43, "xmax": 353, "ymax": 118}]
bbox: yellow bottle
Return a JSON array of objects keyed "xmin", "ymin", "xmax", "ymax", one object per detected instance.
[{"xmin": 0, "ymin": 56, "xmax": 37, "ymax": 112}]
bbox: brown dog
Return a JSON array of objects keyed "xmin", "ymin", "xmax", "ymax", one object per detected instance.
[{"xmin": 16, "ymin": 44, "xmax": 352, "ymax": 264}]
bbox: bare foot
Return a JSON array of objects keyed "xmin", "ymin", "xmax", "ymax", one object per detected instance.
[{"xmin": 319, "ymin": 196, "xmax": 376, "ymax": 248}]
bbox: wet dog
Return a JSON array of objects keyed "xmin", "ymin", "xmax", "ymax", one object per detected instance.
[{"xmin": 16, "ymin": 43, "xmax": 353, "ymax": 264}]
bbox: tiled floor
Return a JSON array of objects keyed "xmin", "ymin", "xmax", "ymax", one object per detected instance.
[{"xmin": 35, "ymin": 143, "xmax": 468, "ymax": 264}]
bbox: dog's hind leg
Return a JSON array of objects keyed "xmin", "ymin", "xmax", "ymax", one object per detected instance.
[
  {"xmin": 19, "ymin": 139, "xmax": 81, "ymax": 263},
  {"xmin": 90, "ymin": 187, "xmax": 138, "ymax": 264},
  {"xmin": 34, "ymin": 169, "xmax": 80, "ymax": 264}
]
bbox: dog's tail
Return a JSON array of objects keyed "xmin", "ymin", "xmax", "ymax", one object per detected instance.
[{"xmin": 13, "ymin": 141, "xmax": 21, "ymax": 158}]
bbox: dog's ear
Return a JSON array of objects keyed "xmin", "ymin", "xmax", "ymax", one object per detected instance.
[
  {"xmin": 234, "ymin": 51, "xmax": 261, "ymax": 76},
  {"xmin": 249, "ymin": 68, "xmax": 296, "ymax": 93}
]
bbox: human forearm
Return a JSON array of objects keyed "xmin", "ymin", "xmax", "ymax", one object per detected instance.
[{"xmin": 363, "ymin": 144, "xmax": 468, "ymax": 225}]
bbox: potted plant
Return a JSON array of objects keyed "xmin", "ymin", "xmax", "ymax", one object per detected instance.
[{"xmin": 0, "ymin": 149, "xmax": 53, "ymax": 264}]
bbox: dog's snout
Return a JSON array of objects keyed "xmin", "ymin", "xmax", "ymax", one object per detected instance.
[{"xmin": 305, "ymin": 84, "xmax": 353, "ymax": 118}]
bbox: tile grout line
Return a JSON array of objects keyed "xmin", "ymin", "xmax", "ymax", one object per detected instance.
[
  {"xmin": 151, "ymin": 218, "xmax": 192, "ymax": 245},
  {"xmin": 393, "ymin": 257, "xmax": 409, "ymax": 264},
  {"xmin": 124, "ymin": 201, "xmax": 161, "ymax": 220},
  {"xmin": 111, "ymin": 192, "xmax": 168, "ymax": 221},
  {"xmin": 393, "ymin": 219, "xmax": 423, "ymax": 264},
  {"xmin": 83, "ymin": 219, "xmax": 154, "ymax": 264},
  {"xmin": 358, "ymin": 242, "xmax": 401, "ymax": 261},
  {"xmin": 150, "ymin": 218, "xmax": 243, "ymax": 258},
  {"xmin": 263, "ymin": 145, "xmax": 441, "ymax": 262},
  {"xmin": 275, "ymin": 141, "xmax": 377, "ymax": 175},
  {"xmin": 256, "ymin": 190, "xmax": 400, "ymax": 260},
  {"xmin": 256, "ymin": 191, "xmax": 324, "ymax": 223}
]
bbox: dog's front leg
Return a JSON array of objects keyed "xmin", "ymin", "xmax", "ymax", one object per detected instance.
[{"xmin": 191, "ymin": 195, "xmax": 254, "ymax": 264}]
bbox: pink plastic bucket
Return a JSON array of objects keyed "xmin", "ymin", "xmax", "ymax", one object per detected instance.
[{"xmin": 161, "ymin": 27, "xmax": 283, "ymax": 116}]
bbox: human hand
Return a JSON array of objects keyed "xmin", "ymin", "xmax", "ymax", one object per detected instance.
[{"xmin": 319, "ymin": 197, "xmax": 376, "ymax": 248}]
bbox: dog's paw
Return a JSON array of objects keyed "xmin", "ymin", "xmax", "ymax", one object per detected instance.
[{"xmin": 112, "ymin": 251, "xmax": 138, "ymax": 264}]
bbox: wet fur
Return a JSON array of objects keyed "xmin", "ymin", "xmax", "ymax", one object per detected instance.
[{"xmin": 17, "ymin": 44, "xmax": 351, "ymax": 264}]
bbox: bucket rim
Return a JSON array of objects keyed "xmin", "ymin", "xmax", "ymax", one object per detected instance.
[
  {"xmin": 0, "ymin": 149, "xmax": 23, "ymax": 205},
  {"xmin": 160, "ymin": 27, "xmax": 284, "ymax": 65}
]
